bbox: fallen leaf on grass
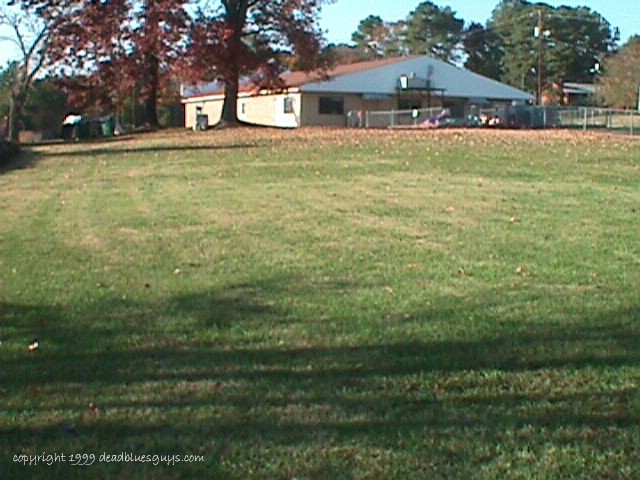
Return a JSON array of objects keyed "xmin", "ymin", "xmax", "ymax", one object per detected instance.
[{"xmin": 88, "ymin": 402, "xmax": 101, "ymax": 419}]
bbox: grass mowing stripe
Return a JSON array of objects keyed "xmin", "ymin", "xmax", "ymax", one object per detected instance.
[{"xmin": 1, "ymin": 128, "xmax": 639, "ymax": 479}]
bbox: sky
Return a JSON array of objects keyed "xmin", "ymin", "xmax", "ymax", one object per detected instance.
[
  {"xmin": 319, "ymin": 0, "xmax": 639, "ymax": 45},
  {"xmin": 1, "ymin": 0, "xmax": 637, "ymax": 68}
]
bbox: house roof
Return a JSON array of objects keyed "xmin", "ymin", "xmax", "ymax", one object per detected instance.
[
  {"xmin": 282, "ymin": 56, "xmax": 409, "ymax": 88},
  {"xmin": 181, "ymin": 57, "xmax": 408, "ymax": 99},
  {"xmin": 563, "ymin": 82, "xmax": 596, "ymax": 95},
  {"xmin": 182, "ymin": 55, "xmax": 534, "ymax": 102}
]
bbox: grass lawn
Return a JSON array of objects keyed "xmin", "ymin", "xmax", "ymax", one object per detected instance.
[{"xmin": 1, "ymin": 128, "xmax": 639, "ymax": 479}]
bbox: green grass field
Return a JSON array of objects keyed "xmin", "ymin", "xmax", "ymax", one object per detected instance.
[{"xmin": 1, "ymin": 128, "xmax": 639, "ymax": 479}]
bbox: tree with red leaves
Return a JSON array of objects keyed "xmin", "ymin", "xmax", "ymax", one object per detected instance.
[
  {"xmin": 185, "ymin": 0, "xmax": 330, "ymax": 126},
  {"xmin": 30, "ymin": 0, "xmax": 188, "ymax": 127},
  {"xmin": 45, "ymin": 0, "xmax": 131, "ymax": 116},
  {"xmin": 131, "ymin": 0, "xmax": 188, "ymax": 126}
]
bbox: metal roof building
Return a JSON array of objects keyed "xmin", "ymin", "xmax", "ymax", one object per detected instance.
[
  {"xmin": 182, "ymin": 55, "xmax": 534, "ymax": 129},
  {"xmin": 297, "ymin": 56, "xmax": 533, "ymax": 101}
]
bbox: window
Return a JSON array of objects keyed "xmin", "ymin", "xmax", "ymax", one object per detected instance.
[
  {"xmin": 283, "ymin": 97, "xmax": 294, "ymax": 114},
  {"xmin": 319, "ymin": 96, "xmax": 344, "ymax": 115},
  {"xmin": 398, "ymin": 99, "xmax": 422, "ymax": 111}
]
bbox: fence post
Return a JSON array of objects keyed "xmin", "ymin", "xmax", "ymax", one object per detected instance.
[
  {"xmin": 365, "ymin": 111, "xmax": 370, "ymax": 129},
  {"xmin": 583, "ymin": 108, "xmax": 588, "ymax": 131},
  {"xmin": 631, "ymin": 110, "xmax": 634, "ymax": 136}
]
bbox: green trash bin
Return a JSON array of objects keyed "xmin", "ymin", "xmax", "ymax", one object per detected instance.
[
  {"xmin": 101, "ymin": 117, "xmax": 114, "ymax": 137},
  {"xmin": 77, "ymin": 121, "xmax": 91, "ymax": 139}
]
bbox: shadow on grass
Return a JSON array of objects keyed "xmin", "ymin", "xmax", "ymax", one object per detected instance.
[
  {"xmin": 34, "ymin": 139, "xmax": 265, "ymax": 159},
  {"xmin": 1, "ymin": 136, "xmax": 266, "ymax": 176},
  {"xmin": 1, "ymin": 284, "xmax": 639, "ymax": 478},
  {"xmin": 0, "ymin": 150, "xmax": 36, "ymax": 175}
]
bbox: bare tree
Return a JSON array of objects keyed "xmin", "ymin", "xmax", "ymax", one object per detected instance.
[{"xmin": 0, "ymin": 6, "xmax": 52, "ymax": 142}]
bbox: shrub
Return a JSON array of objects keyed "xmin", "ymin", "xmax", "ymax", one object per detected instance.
[{"xmin": 0, "ymin": 140, "xmax": 21, "ymax": 166}]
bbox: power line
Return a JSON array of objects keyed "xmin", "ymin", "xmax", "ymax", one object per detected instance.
[{"xmin": 464, "ymin": 8, "xmax": 611, "ymax": 42}]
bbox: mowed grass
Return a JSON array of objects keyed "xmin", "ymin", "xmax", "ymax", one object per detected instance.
[{"xmin": 1, "ymin": 127, "xmax": 639, "ymax": 479}]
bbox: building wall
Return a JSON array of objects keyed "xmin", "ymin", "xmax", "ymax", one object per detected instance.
[
  {"xmin": 300, "ymin": 93, "xmax": 379, "ymax": 126},
  {"xmin": 184, "ymin": 91, "xmax": 514, "ymax": 129},
  {"xmin": 238, "ymin": 93, "xmax": 302, "ymax": 128},
  {"xmin": 184, "ymin": 97, "xmax": 224, "ymax": 129},
  {"xmin": 184, "ymin": 92, "xmax": 302, "ymax": 129},
  {"xmin": 299, "ymin": 93, "xmax": 450, "ymax": 126}
]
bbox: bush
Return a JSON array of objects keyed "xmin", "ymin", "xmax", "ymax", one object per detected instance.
[{"xmin": 0, "ymin": 140, "xmax": 21, "ymax": 166}]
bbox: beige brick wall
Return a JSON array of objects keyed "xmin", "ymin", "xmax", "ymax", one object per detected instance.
[
  {"xmin": 184, "ymin": 92, "xmax": 448, "ymax": 129},
  {"xmin": 300, "ymin": 94, "xmax": 363, "ymax": 127},
  {"xmin": 299, "ymin": 94, "xmax": 431, "ymax": 126}
]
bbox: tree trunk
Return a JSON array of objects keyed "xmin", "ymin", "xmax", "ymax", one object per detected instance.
[
  {"xmin": 218, "ymin": 2, "xmax": 248, "ymax": 127},
  {"xmin": 8, "ymin": 92, "xmax": 26, "ymax": 143},
  {"xmin": 143, "ymin": 86, "xmax": 159, "ymax": 128},
  {"xmin": 220, "ymin": 73, "xmax": 240, "ymax": 126},
  {"xmin": 143, "ymin": 54, "xmax": 160, "ymax": 127}
]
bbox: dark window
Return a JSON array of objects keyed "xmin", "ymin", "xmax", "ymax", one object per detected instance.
[
  {"xmin": 319, "ymin": 96, "xmax": 344, "ymax": 115},
  {"xmin": 398, "ymin": 99, "xmax": 422, "ymax": 111},
  {"xmin": 283, "ymin": 97, "xmax": 294, "ymax": 114}
]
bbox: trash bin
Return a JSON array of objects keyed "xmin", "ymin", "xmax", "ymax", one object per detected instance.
[
  {"xmin": 101, "ymin": 116, "xmax": 114, "ymax": 137},
  {"xmin": 77, "ymin": 121, "xmax": 91, "ymax": 139},
  {"xmin": 195, "ymin": 114, "xmax": 208, "ymax": 131},
  {"xmin": 61, "ymin": 124, "xmax": 75, "ymax": 140}
]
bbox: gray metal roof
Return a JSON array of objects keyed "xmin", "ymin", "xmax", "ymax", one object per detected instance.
[
  {"xmin": 563, "ymin": 82, "xmax": 596, "ymax": 95},
  {"xmin": 301, "ymin": 56, "xmax": 534, "ymax": 102}
]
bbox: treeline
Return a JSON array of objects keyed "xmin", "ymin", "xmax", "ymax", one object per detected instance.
[
  {"xmin": 1, "ymin": 0, "xmax": 637, "ymax": 141},
  {"xmin": 328, "ymin": 0, "xmax": 637, "ymax": 107},
  {"xmin": 2, "ymin": 0, "xmax": 329, "ymax": 140},
  {"xmin": 0, "ymin": 63, "xmax": 183, "ymax": 141}
]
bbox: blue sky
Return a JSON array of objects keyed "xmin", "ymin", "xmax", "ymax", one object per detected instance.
[
  {"xmin": 1, "ymin": 1, "xmax": 636, "ymax": 68},
  {"xmin": 320, "ymin": 0, "xmax": 639, "ymax": 45}
]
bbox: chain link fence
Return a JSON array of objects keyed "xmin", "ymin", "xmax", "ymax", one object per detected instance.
[{"xmin": 347, "ymin": 106, "xmax": 640, "ymax": 135}]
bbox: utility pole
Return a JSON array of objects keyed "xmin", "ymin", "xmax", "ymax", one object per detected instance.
[{"xmin": 536, "ymin": 9, "xmax": 545, "ymax": 106}]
